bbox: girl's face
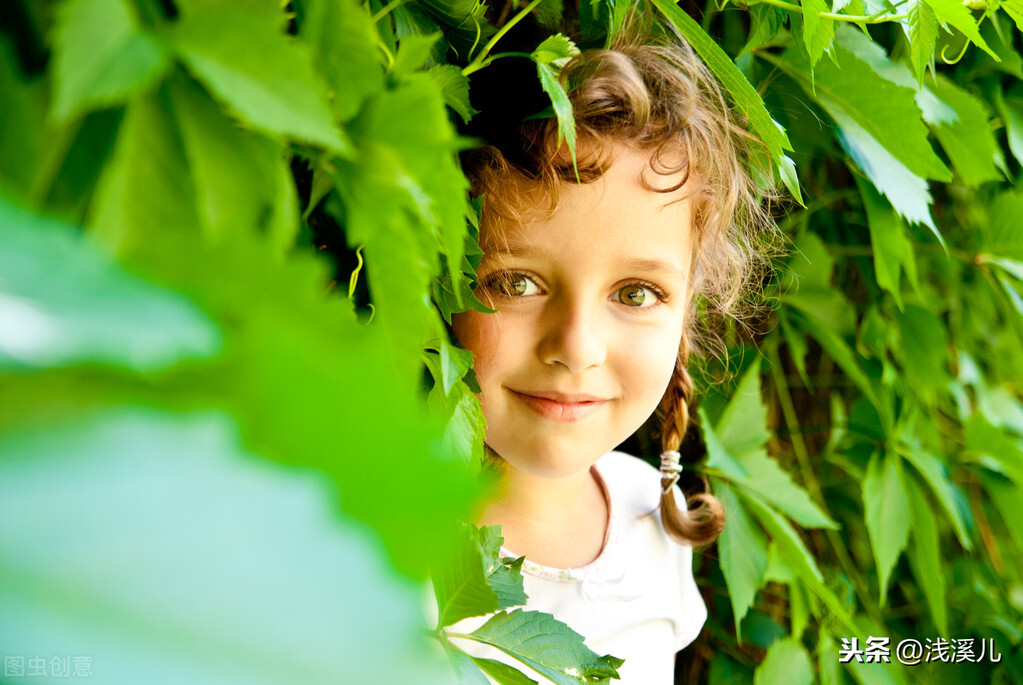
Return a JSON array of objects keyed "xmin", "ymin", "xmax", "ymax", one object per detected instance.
[{"xmin": 453, "ymin": 145, "xmax": 694, "ymax": 480}]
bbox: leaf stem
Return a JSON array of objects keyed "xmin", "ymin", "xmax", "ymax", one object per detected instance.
[
  {"xmin": 463, "ymin": 0, "xmax": 543, "ymax": 75},
  {"xmin": 756, "ymin": 0, "xmax": 907, "ymax": 23},
  {"xmin": 371, "ymin": 0, "xmax": 412, "ymax": 24}
]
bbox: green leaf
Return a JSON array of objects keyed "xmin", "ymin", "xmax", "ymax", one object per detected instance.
[
  {"xmin": 89, "ymin": 91, "xmax": 202, "ymax": 254},
  {"xmin": 0, "ymin": 409, "xmax": 455, "ymax": 685},
  {"xmin": 488, "ymin": 557, "xmax": 529, "ymax": 611},
  {"xmin": 166, "ymin": 4, "xmax": 350, "ymax": 153},
  {"xmin": 754, "ymin": 637, "xmax": 814, "ymax": 685},
  {"xmin": 901, "ymin": 448, "xmax": 971, "ymax": 549},
  {"xmin": 896, "ymin": 305, "xmax": 950, "ymax": 405},
  {"xmin": 169, "ymin": 77, "xmax": 298, "ymax": 249},
  {"xmin": 298, "ymin": 0, "xmax": 384, "ymax": 121},
  {"xmin": 927, "ymin": 77, "xmax": 1003, "ymax": 185},
  {"xmin": 717, "ymin": 483, "xmax": 768, "ymax": 641},
  {"xmin": 652, "ymin": 0, "xmax": 794, "ymax": 184},
  {"xmin": 862, "ymin": 451, "xmax": 910, "ymax": 605},
  {"xmin": 467, "ymin": 609, "xmax": 624, "ymax": 685},
  {"xmin": 906, "ymin": 0, "xmax": 939, "ymax": 83},
  {"xmin": 472, "ymin": 656, "xmax": 539, "ymax": 685},
  {"xmin": 817, "ymin": 631, "xmax": 841, "ymax": 685},
  {"xmin": 774, "ymin": 42, "xmax": 950, "ymax": 213},
  {"xmin": 802, "ymin": 0, "xmax": 836, "ymax": 67},
  {"xmin": 922, "ymin": 0, "xmax": 999, "ymax": 60},
  {"xmin": 448, "ymin": 647, "xmax": 495, "ymax": 685},
  {"xmin": 430, "ymin": 64, "xmax": 479, "ymax": 123},
  {"xmin": 701, "ymin": 409, "xmax": 753, "ymax": 479},
  {"xmin": 51, "ymin": 0, "xmax": 171, "ymax": 123},
  {"xmin": 533, "ymin": 59, "xmax": 577, "ymax": 164},
  {"xmin": 996, "ymin": 94, "xmax": 1023, "ymax": 167},
  {"xmin": 714, "ymin": 360, "xmax": 771, "ymax": 459},
  {"xmin": 731, "ymin": 451, "xmax": 839, "ymax": 529},
  {"xmin": 1003, "ymin": 0, "xmax": 1023, "ymax": 30},
  {"xmin": 739, "ymin": 5, "xmax": 789, "ymax": 58},
  {"xmin": 532, "ymin": 33, "xmax": 581, "ymax": 64},
  {"xmin": 857, "ymin": 177, "xmax": 919, "ymax": 309},
  {"xmin": 393, "ymin": 32, "xmax": 442, "ymax": 75},
  {"xmin": 979, "ymin": 189, "xmax": 1023, "ymax": 261},
  {"xmin": 434, "ymin": 526, "xmax": 501, "ymax": 627},
  {"xmin": 905, "ymin": 473, "xmax": 949, "ymax": 635},
  {"xmin": 0, "ymin": 195, "xmax": 219, "ymax": 371},
  {"xmin": 982, "ymin": 472, "xmax": 1023, "ymax": 555},
  {"xmin": 738, "ymin": 491, "xmax": 858, "ymax": 634}
]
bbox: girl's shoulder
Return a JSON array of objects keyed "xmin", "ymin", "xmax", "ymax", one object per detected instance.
[{"xmin": 594, "ymin": 450, "xmax": 678, "ymax": 518}]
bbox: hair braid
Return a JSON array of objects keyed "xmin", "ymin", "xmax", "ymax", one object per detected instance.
[{"xmin": 659, "ymin": 339, "xmax": 725, "ymax": 547}]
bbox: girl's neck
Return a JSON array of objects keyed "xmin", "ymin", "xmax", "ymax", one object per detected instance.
[{"xmin": 479, "ymin": 463, "xmax": 610, "ymax": 569}]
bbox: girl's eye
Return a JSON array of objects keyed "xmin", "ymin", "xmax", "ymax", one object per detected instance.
[
  {"xmin": 487, "ymin": 273, "xmax": 541, "ymax": 297},
  {"xmin": 616, "ymin": 284, "xmax": 661, "ymax": 308}
]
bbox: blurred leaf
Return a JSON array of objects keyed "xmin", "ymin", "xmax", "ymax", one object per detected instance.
[
  {"xmin": 857, "ymin": 176, "xmax": 919, "ymax": 309},
  {"xmin": 0, "ymin": 409, "xmax": 454, "ymax": 685},
  {"xmin": 297, "ymin": 0, "xmax": 383, "ymax": 121},
  {"xmin": 394, "ymin": 32, "xmax": 443, "ymax": 75},
  {"xmin": 166, "ymin": 4, "xmax": 350, "ymax": 153},
  {"xmin": 979, "ymin": 189, "xmax": 1023, "ymax": 261},
  {"xmin": 997, "ymin": 94, "xmax": 1023, "ymax": 167},
  {"xmin": 905, "ymin": 472, "xmax": 949, "ymax": 635},
  {"xmin": 51, "ymin": 0, "xmax": 171, "ymax": 123},
  {"xmin": 169, "ymin": 77, "xmax": 298, "ymax": 249},
  {"xmin": 922, "ymin": 0, "xmax": 998, "ymax": 60},
  {"xmin": 901, "ymin": 448, "xmax": 971, "ymax": 549},
  {"xmin": 862, "ymin": 451, "xmax": 910, "ymax": 604},
  {"xmin": 717, "ymin": 483, "xmax": 768, "ymax": 641},
  {"xmin": 472, "ymin": 656, "xmax": 539, "ymax": 684},
  {"xmin": 0, "ymin": 195, "xmax": 219, "ymax": 371},
  {"xmin": 753, "ymin": 637, "xmax": 813, "ymax": 685},
  {"xmin": 1004, "ymin": 0, "xmax": 1023, "ymax": 28},
  {"xmin": 928, "ymin": 77, "xmax": 1003, "ymax": 185},
  {"xmin": 467, "ymin": 609, "xmax": 624, "ymax": 685},
  {"xmin": 896, "ymin": 305, "xmax": 950, "ymax": 405},
  {"xmin": 430, "ymin": 64, "xmax": 479, "ymax": 123}
]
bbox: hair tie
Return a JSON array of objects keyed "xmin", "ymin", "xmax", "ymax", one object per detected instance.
[{"xmin": 660, "ymin": 450, "xmax": 683, "ymax": 494}]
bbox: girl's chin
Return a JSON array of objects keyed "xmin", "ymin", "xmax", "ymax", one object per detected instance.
[{"xmin": 489, "ymin": 442, "xmax": 611, "ymax": 480}]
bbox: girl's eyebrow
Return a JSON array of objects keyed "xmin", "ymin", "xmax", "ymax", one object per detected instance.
[{"xmin": 485, "ymin": 246, "xmax": 685, "ymax": 278}]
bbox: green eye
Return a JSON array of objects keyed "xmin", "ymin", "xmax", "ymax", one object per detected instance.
[
  {"xmin": 618, "ymin": 285, "xmax": 649, "ymax": 307},
  {"xmin": 489, "ymin": 273, "xmax": 539, "ymax": 297}
]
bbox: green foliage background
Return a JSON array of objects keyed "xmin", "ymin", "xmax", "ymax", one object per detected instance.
[{"xmin": 0, "ymin": 0, "xmax": 1021, "ymax": 683}]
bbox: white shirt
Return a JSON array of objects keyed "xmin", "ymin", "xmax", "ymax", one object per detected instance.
[{"xmin": 447, "ymin": 451, "xmax": 708, "ymax": 684}]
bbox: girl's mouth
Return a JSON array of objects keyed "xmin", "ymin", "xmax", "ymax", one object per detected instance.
[{"xmin": 508, "ymin": 390, "xmax": 609, "ymax": 423}]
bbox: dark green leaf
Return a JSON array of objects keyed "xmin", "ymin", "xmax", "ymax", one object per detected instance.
[
  {"xmin": 862, "ymin": 451, "xmax": 910, "ymax": 604},
  {"xmin": 857, "ymin": 176, "xmax": 919, "ymax": 309},
  {"xmin": 717, "ymin": 483, "xmax": 768, "ymax": 641},
  {"xmin": 901, "ymin": 448, "xmax": 971, "ymax": 549},
  {"xmin": 928, "ymin": 77, "xmax": 1003, "ymax": 185},
  {"xmin": 905, "ymin": 472, "xmax": 949, "ymax": 635}
]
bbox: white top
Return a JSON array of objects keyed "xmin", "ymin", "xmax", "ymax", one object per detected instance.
[{"xmin": 447, "ymin": 451, "xmax": 708, "ymax": 684}]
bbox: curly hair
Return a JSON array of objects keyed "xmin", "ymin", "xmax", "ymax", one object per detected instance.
[{"xmin": 461, "ymin": 9, "xmax": 782, "ymax": 546}]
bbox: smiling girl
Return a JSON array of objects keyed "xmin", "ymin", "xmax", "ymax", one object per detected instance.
[{"xmin": 449, "ymin": 13, "xmax": 778, "ymax": 684}]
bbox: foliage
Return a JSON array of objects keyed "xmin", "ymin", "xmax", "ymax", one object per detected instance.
[{"xmin": 1, "ymin": 0, "xmax": 1021, "ymax": 683}]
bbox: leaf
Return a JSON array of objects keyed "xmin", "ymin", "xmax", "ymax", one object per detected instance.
[
  {"xmin": 731, "ymin": 451, "xmax": 839, "ymax": 529},
  {"xmin": 430, "ymin": 64, "xmax": 479, "ymax": 123},
  {"xmin": 901, "ymin": 449, "xmax": 971, "ymax": 549},
  {"xmin": 802, "ymin": 0, "xmax": 836, "ymax": 67},
  {"xmin": 394, "ymin": 32, "xmax": 443, "ymax": 76},
  {"xmin": 51, "ymin": 0, "xmax": 171, "ymax": 122},
  {"xmin": 467, "ymin": 609, "xmax": 624, "ymax": 685},
  {"xmin": 754, "ymin": 638, "xmax": 814, "ymax": 685},
  {"xmin": 531, "ymin": 36, "xmax": 580, "ymax": 166},
  {"xmin": 488, "ymin": 557, "xmax": 529, "ymax": 611},
  {"xmin": 738, "ymin": 491, "xmax": 858, "ymax": 634},
  {"xmin": 298, "ymin": 0, "xmax": 383, "ymax": 121},
  {"xmin": 0, "ymin": 195, "xmax": 219, "ymax": 371},
  {"xmin": 714, "ymin": 360, "xmax": 771, "ymax": 459},
  {"xmin": 906, "ymin": 0, "xmax": 939, "ymax": 83},
  {"xmin": 857, "ymin": 176, "xmax": 919, "ymax": 309},
  {"xmin": 701, "ymin": 409, "xmax": 753, "ymax": 480},
  {"xmin": 652, "ymin": 0, "xmax": 793, "ymax": 176},
  {"xmin": 169, "ymin": 77, "xmax": 298, "ymax": 249},
  {"xmin": 861, "ymin": 451, "xmax": 910, "ymax": 605},
  {"xmin": 434, "ymin": 526, "xmax": 501, "ymax": 627},
  {"xmin": 448, "ymin": 647, "xmax": 496, "ymax": 685},
  {"xmin": 739, "ymin": 5, "xmax": 789, "ymax": 58},
  {"xmin": 532, "ymin": 33, "xmax": 581, "ymax": 64},
  {"xmin": 0, "ymin": 409, "xmax": 455, "ymax": 685},
  {"xmin": 89, "ymin": 91, "xmax": 202, "ymax": 254},
  {"xmin": 997, "ymin": 95, "xmax": 1023, "ymax": 167},
  {"xmin": 922, "ymin": 0, "xmax": 999, "ymax": 60},
  {"xmin": 472, "ymin": 656, "xmax": 540, "ymax": 685},
  {"xmin": 979, "ymin": 189, "xmax": 1023, "ymax": 261},
  {"xmin": 778, "ymin": 43, "xmax": 951, "ymax": 179},
  {"xmin": 927, "ymin": 77, "xmax": 1003, "ymax": 185},
  {"xmin": 1003, "ymin": 0, "xmax": 1023, "ymax": 30},
  {"xmin": 166, "ymin": 4, "xmax": 350, "ymax": 153},
  {"xmin": 717, "ymin": 483, "xmax": 768, "ymax": 641},
  {"xmin": 905, "ymin": 473, "xmax": 949, "ymax": 635},
  {"xmin": 896, "ymin": 305, "xmax": 950, "ymax": 405}
]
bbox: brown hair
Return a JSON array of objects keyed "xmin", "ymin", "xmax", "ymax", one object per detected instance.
[{"xmin": 462, "ymin": 10, "xmax": 781, "ymax": 546}]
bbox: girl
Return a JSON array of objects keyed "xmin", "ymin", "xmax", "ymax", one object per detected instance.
[{"xmin": 449, "ymin": 11, "xmax": 777, "ymax": 684}]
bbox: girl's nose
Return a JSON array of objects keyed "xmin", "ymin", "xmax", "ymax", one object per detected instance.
[{"xmin": 537, "ymin": 296, "xmax": 607, "ymax": 373}]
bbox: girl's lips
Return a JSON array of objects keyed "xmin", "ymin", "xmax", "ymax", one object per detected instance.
[{"xmin": 509, "ymin": 390, "xmax": 609, "ymax": 423}]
